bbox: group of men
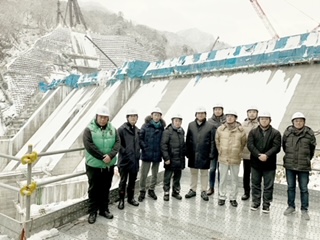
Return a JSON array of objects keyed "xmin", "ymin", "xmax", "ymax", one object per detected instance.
[{"xmin": 83, "ymin": 103, "xmax": 316, "ymax": 224}]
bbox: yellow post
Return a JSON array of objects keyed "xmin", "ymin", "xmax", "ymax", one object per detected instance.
[{"xmin": 24, "ymin": 144, "xmax": 33, "ymax": 239}]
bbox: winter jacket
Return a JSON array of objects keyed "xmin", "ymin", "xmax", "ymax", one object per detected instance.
[
  {"xmin": 242, "ymin": 118, "xmax": 259, "ymax": 159},
  {"xmin": 208, "ymin": 114, "xmax": 226, "ymax": 129},
  {"xmin": 161, "ymin": 124, "xmax": 186, "ymax": 170},
  {"xmin": 118, "ymin": 122, "xmax": 141, "ymax": 172},
  {"xmin": 186, "ymin": 119, "xmax": 216, "ymax": 169},
  {"xmin": 247, "ymin": 125, "xmax": 281, "ymax": 171},
  {"xmin": 282, "ymin": 125, "xmax": 316, "ymax": 172},
  {"xmin": 83, "ymin": 119, "xmax": 120, "ymax": 169},
  {"xmin": 139, "ymin": 116, "xmax": 166, "ymax": 162},
  {"xmin": 216, "ymin": 122, "xmax": 246, "ymax": 166}
]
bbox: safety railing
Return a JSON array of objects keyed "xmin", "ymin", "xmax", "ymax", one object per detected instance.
[
  {"xmin": 0, "ymin": 144, "xmax": 85, "ymax": 239},
  {"xmin": 0, "ymin": 146, "xmax": 320, "ymax": 239}
]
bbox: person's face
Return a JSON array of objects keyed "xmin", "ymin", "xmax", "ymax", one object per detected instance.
[
  {"xmin": 152, "ymin": 112, "xmax": 162, "ymax": 122},
  {"xmin": 172, "ymin": 118, "xmax": 182, "ymax": 128},
  {"xmin": 196, "ymin": 112, "xmax": 206, "ymax": 121},
  {"xmin": 247, "ymin": 110, "xmax": 258, "ymax": 120},
  {"xmin": 226, "ymin": 114, "xmax": 236, "ymax": 123},
  {"xmin": 214, "ymin": 107, "xmax": 223, "ymax": 117},
  {"xmin": 97, "ymin": 115, "xmax": 109, "ymax": 126},
  {"xmin": 259, "ymin": 117, "xmax": 271, "ymax": 128},
  {"xmin": 127, "ymin": 115, "xmax": 138, "ymax": 126},
  {"xmin": 293, "ymin": 118, "xmax": 305, "ymax": 130}
]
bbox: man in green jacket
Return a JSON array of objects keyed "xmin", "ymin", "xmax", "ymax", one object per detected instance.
[
  {"xmin": 83, "ymin": 106, "xmax": 120, "ymax": 224},
  {"xmin": 282, "ymin": 112, "xmax": 316, "ymax": 220}
]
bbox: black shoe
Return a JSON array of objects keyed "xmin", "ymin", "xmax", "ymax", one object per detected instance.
[
  {"xmin": 207, "ymin": 187, "xmax": 214, "ymax": 196},
  {"xmin": 148, "ymin": 189, "xmax": 157, "ymax": 200},
  {"xmin": 185, "ymin": 189, "xmax": 196, "ymax": 198},
  {"xmin": 230, "ymin": 200, "xmax": 238, "ymax": 207},
  {"xmin": 118, "ymin": 199, "xmax": 124, "ymax": 210},
  {"xmin": 251, "ymin": 203, "xmax": 260, "ymax": 211},
  {"xmin": 172, "ymin": 192, "xmax": 182, "ymax": 200},
  {"xmin": 138, "ymin": 191, "xmax": 145, "ymax": 202},
  {"xmin": 241, "ymin": 194, "xmax": 250, "ymax": 201},
  {"xmin": 88, "ymin": 212, "xmax": 97, "ymax": 224},
  {"xmin": 201, "ymin": 191, "xmax": 209, "ymax": 201},
  {"xmin": 164, "ymin": 194, "xmax": 169, "ymax": 201},
  {"xmin": 99, "ymin": 210, "xmax": 113, "ymax": 219},
  {"xmin": 218, "ymin": 199, "xmax": 225, "ymax": 206},
  {"xmin": 128, "ymin": 199, "xmax": 139, "ymax": 206},
  {"xmin": 262, "ymin": 206, "xmax": 270, "ymax": 214}
]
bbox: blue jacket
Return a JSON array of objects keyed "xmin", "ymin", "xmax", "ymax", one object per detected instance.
[{"xmin": 139, "ymin": 116, "xmax": 166, "ymax": 162}]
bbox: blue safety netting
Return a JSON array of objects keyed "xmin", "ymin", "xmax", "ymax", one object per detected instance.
[{"xmin": 39, "ymin": 31, "xmax": 320, "ymax": 92}]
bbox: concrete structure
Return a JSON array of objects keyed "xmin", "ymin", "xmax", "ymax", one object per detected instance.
[{"xmin": 1, "ymin": 29, "xmax": 320, "ymax": 239}]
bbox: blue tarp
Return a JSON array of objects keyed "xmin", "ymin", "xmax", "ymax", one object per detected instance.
[{"xmin": 39, "ymin": 32, "xmax": 320, "ymax": 92}]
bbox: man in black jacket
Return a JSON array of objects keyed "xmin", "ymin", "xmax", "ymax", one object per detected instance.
[
  {"xmin": 161, "ymin": 113, "xmax": 186, "ymax": 201},
  {"xmin": 117, "ymin": 109, "xmax": 141, "ymax": 210},
  {"xmin": 185, "ymin": 106, "xmax": 216, "ymax": 201},
  {"xmin": 247, "ymin": 111, "xmax": 281, "ymax": 214},
  {"xmin": 282, "ymin": 112, "xmax": 316, "ymax": 220}
]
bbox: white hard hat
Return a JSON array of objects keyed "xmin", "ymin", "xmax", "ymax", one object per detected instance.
[
  {"xmin": 213, "ymin": 103, "xmax": 224, "ymax": 109},
  {"xmin": 195, "ymin": 106, "xmax": 207, "ymax": 113},
  {"xmin": 96, "ymin": 106, "xmax": 110, "ymax": 117},
  {"xmin": 247, "ymin": 105, "xmax": 258, "ymax": 112},
  {"xmin": 258, "ymin": 111, "xmax": 271, "ymax": 118},
  {"xmin": 291, "ymin": 112, "xmax": 305, "ymax": 121},
  {"xmin": 225, "ymin": 110, "xmax": 238, "ymax": 117},
  {"xmin": 151, "ymin": 107, "xmax": 162, "ymax": 115},
  {"xmin": 126, "ymin": 108, "xmax": 138, "ymax": 116},
  {"xmin": 171, "ymin": 113, "xmax": 183, "ymax": 120}
]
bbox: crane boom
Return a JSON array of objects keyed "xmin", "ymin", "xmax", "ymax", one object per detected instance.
[{"xmin": 250, "ymin": 0, "xmax": 279, "ymax": 40}]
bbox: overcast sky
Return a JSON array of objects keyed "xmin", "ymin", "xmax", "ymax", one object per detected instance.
[{"xmin": 80, "ymin": 0, "xmax": 320, "ymax": 46}]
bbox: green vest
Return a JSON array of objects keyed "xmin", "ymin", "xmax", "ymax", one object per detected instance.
[{"xmin": 85, "ymin": 120, "xmax": 118, "ymax": 168}]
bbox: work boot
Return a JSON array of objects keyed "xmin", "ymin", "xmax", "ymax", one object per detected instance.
[
  {"xmin": 164, "ymin": 193, "xmax": 169, "ymax": 201},
  {"xmin": 185, "ymin": 189, "xmax": 196, "ymax": 198},
  {"xmin": 128, "ymin": 199, "xmax": 139, "ymax": 206},
  {"xmin": 201, "ymin": 191, "xmax": 209, "ymax": 201},
  {"xmin": 99, "ymin": 210, "xmax": 113, "ymax": 219},
  {"xmin": 88, "ymin": 212, "xmax": 97, "ymax": 224},
  {"xmin": 118, "ymin": 199, "xmax": 125, "ymax": 210},
  {"xmin": 148, "ymin": 189, "xmax": 157, "ymax": 200},
  {"xmin": 207, "ymin": 187, "xmax": 214, "ymax": 196},
  {"xmin": 241, "ymin": 193, "xmax": 250, "ymax": 201},
  {"xmin": 138, "ymin": 191, "xmax": 146, "ymax": 202},
  {"xmin": 172, "ymin": 191, "xmax": 182, "ymax": 200},
  {"xmin": 302, "ymin": 210, "xmax": 310, "ymax": 220},
  {"xmin": 230, "ymin": 200, "xmax": 238, "ymax": 207}
]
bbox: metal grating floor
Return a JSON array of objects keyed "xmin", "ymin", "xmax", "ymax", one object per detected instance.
[{"xmin": 49, "ymin": 169, "xmax": 320, "ymax": 240}]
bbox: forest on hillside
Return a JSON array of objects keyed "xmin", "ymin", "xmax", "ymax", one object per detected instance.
[{"xmin": 0, "ymin": 0, "xmax": 196, "ymax": 71}]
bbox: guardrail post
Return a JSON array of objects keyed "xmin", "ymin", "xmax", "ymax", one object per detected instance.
[{"xmin": 24, "ymin": 144, "xmax": 33, "ymax": 239}]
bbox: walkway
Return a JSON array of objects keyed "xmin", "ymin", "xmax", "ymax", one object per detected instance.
[{"xmin": 49, "ymin": 170, "xmax": 320, "ymax": 240}]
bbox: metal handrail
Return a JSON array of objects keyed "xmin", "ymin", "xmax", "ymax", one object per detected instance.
[
  {"xmin": 36, "ymin": 171, "xmax": 86, "ymax": 187},
  {"xmin": 0, "ymin": 145, "xmax": 86, "ymax": 238},
  {"xmin": 0, "ymin": 182, "xmax": 20, "ymax": 192}
]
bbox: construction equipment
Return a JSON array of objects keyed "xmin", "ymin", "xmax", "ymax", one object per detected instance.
[
  {"xmin": 56, "ymin": 0, "xmax": 88, "ymax": 30},
  {"xmin": 250, "ymin": 0, "xmax": 280, "ymax": 40}
]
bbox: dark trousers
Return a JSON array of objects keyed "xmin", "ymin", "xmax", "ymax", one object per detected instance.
[
  {"xmin": 209, "ymin": 159, "xmax": 219, "ymax": 188},
  {"xmin": 251, "ymin": 167, "xmax": 275, "ymax": 207},
  {"xmin": 163, "ymin": 169, "xmax": 182, "ymax": 193},
  {"xmin": 286, "ymin": 169, "xmax": 309, "ymax": 210},
  {"xmin": 86, "ymin": 164, "xmax": 114, "ymax": 214},
  {"xmin": 243, "ymin": 159, "xmax": 251, "ymax": 194},
  {"xmin": 118, "ymin": 167, "xmax": 138, "ymax": 201}
]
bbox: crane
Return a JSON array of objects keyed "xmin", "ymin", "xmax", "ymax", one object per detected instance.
[{"xmin": 250, "ymin": 0, "xmax": 280, "ymax": 40}]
